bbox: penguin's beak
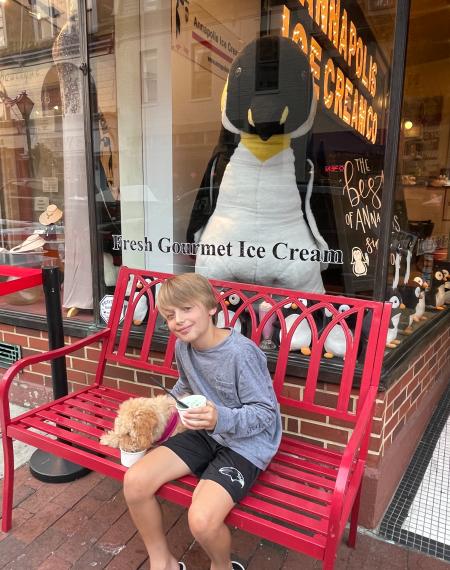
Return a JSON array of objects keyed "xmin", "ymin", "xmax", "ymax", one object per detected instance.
[
  {"xmin": 224, "ymin": 300, "xmax": 230, "ymax": 306},
  {"xmin": 247, "ymin": 105, "xmax": 290, "ymax": 141},
  {"xmin": 400, "ymin": 303, "xmax": 406, "ymax": 310},
  {"xmin": 291, "ymin": 303, "xmax": 298, "ymax": 310}
]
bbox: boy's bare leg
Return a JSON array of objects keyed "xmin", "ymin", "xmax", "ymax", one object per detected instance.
[
  {"xmin": 123, "ymin": 446, "xmax": 192, "ymax": 570},
  {"xmin": 188, "ymin": 479, "xmax": 235, "ymax": 570}
]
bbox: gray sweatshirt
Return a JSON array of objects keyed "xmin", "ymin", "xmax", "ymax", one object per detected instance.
[{"xmin": 172, "ymin": 329, "xmax": 282, "ymax": 470}]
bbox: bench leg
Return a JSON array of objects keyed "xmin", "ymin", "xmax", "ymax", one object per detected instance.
[
  {"xmin": 323, "ymin": 546, "xmax": 337, "ymax": 570},
  {"xmin": 347, "ymin": 481, "xmax": 362, "ymax": 548},
  {"xmin": 1, "ymin": 433, "xmax": 15, "ymax": 532}
]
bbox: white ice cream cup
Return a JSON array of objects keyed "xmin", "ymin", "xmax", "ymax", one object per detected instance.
[
  {"xmin": 120, "ymin": 448, "xmax": 146, "ymax": 467},
  {"xmin": 176, "ymin": 395, "xmax": 207, "ymax": 426}
]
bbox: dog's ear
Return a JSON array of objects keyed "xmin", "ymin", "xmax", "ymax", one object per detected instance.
[
  {"xmin": 100, "ymin": 430, "xmax": 120, "ymax": 448},
  {"xmin": 131, "ymin": 409, "xmax": 158, "ymax": 450}
]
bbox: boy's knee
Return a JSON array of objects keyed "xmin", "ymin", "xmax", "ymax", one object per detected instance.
[
  {"xmin": 123, "ymin": 463, "xmax": 155, "ymax": 505},
  {"xmin": 188, "ymin": 505, "xmax": 220, "ymax": 541}
]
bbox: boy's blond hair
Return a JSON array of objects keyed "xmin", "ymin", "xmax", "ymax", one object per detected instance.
[{"xmin": 156, "ymin": 273, "xmax": 217, "ymax": 315}]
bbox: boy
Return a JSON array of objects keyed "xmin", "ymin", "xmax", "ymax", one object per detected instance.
[{"xmin": 123, "ymin": 273, "xmax": 282, "ymax": 570}]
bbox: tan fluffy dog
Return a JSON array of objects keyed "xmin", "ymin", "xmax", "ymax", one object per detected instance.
[{"xmin": 100, "ymin": 395, "xmax": 185, "ymax": 452}]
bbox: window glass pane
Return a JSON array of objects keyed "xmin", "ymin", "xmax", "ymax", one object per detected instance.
[
  {"xmin": 0, "ymin": 2, "xmax": 93, "ymax": 322},
  {"xmin": 90, "ymin": 1, "xmax": 397, "ymax": 310},
  {"xmin": 389, "ymin": 0, "xmax": 450, "ymax": 345}
]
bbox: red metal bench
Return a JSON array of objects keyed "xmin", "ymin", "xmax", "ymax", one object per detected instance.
[{"xmin": 0, "ymin": 267, "xmax": 390, "ymax": 569}]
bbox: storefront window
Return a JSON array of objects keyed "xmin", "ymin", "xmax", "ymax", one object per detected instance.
[
  {"xmin": 0, "ymin": 1, "xmax": 93, "ymax": 322},
  {"xmin": 388, "ymin": 0, "xmax": 450, "ymax": 349},
  {"xmin": 90, "ymin": 0, "xmax": 397, "ymax": 317}
]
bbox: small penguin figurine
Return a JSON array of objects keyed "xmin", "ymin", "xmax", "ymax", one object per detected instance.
[
  {"xmin": 400, "ymin": 283, "xmax": 422, "ymax": 334},
  {"xmin": 425, "ymin": 270, "xmax": 446, "ymax": 310},
  {"xmin": 442, "ymin": 269, "xmax": 450, "ymax": 304},
  {"xmin": 323, "ymin": 304, "xmax": 355, "ymax": 359},
  {"xmin": 386, "ymin": 288, "xmax": 405, "ymax": 348},
  {"xmin": 216, "ymin": 292, "xmax": 249, "ymax": 336},
  {"xmin": 411, "ymin": 276, "xmax": 428, "ymax": 322},
  {"xmin": 276, "ymin": 300, "xmax": 312, "ymax": 356},
  {"xmin": 125, "ymin": 277, "xmax": 150, "ymax": 326}
]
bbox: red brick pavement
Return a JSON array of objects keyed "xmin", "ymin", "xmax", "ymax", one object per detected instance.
[{"xmin": 0, "ymin": 466, "xmax": 448, "ymax": 570}]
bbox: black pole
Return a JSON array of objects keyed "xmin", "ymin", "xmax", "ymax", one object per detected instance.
[
  {"xmin": 43, "ymin": 265, "xmax": 68, "ymax": 399},
  {"xmin": 29, "ymin": 263, "xmax": 90, "ymax": 482}
]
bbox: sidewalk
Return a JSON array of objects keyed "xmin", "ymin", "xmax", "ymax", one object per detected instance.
[{"xmin": 0, "ymin": 465, "xmax": 448, "ymax": 570}]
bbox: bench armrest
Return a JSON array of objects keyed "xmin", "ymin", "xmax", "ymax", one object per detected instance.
[
  {"xmin": 0, "ymin": 328, "xmax": 111, "ymax": 405},
  {"xmin": 327, "ymin": 385, "xmax": 378, "ymax": 537}
]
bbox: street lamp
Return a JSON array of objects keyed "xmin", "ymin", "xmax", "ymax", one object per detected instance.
[{"xmin": 14, "ymin": 91, "xmax": 35, "ymax": 177}]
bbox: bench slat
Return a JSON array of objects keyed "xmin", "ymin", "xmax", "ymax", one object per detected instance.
[
  {"xmin": 226, "ymin": 507, "xmax": 326, "ymax": 557},
  {"xmin": 257, "ymin": 471, "xmax": 331, "ymax": 503},
  {"xmin": 51, "ymin": 404, "xmax": 114, "ymax": 430},
  {"xmin": 93, "ymin": 386, "xmax": 137, "ymax": 402},
  {"xmin": 250, "ymin": 483, "xmax": 330, "ymax": 519},
  {"xmin": 77, "ymin": 393, "xmax": 120, "ymax": 410},
  {"xmin": 35, "ymin": 410, "xmax": 107, "ymax": 438},
  {"xmin": 268, "ymin": 460, "xmax": 336, "ymax": 490},
  {"xmin": 279, "ymin": 439, "xmax": 342, "ymax": 466},
  {"xmin": 275, "ymin": 451, "xmax": 338, "ymax": 479},
  {"xmin": 63, "ymin": 398, "xmax": 117, "ymax": 419},
  {"xmin": 18, "ymin": 417, "xmax": 116, "ymax": 457},
  {"xmin": 236, "ymin": 496, "xmax": 328, "ymax": 534},
  {"xmin": 8, "ymin": 423, "xmax": 123, "ymax": 474}
]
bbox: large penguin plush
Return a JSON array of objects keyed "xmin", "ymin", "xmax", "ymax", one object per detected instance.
[{"xmin": 193, "ymin": 36, "xmax": 328, "ymax": 293}]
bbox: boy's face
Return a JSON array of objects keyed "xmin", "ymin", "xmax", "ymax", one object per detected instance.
[{"xmin": 162, "ymin": 301, "xmax": 217, "ymax": 348}]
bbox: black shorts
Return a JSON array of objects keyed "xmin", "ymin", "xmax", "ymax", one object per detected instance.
[{"xmin": 161, "ymin": 430, "xmax": 260, "ymax": 503}]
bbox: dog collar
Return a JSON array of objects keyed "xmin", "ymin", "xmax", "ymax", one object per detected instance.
[{"xmin": 155, "ymin": 410, "xmax": 178, "ymax": 445}]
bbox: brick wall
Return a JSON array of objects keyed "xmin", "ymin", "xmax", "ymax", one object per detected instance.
[{"xmin": 2, "ymin": 322, "xmax": 449, "ymax": 474}]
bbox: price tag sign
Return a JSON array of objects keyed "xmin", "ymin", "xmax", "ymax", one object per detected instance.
[{"xmin": 100, "ymin": 295, "xmax": 127, "ymax": 324}]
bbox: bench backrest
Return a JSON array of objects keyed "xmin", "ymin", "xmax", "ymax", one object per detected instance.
[{"xmin": 104, "ymin": 267, "xmax": 391, "ymax": 426}]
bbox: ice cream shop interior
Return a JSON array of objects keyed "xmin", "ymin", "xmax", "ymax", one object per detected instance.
[{"xmin": 0, "ymin": 0, "xmax": 449, "ymax": 549}]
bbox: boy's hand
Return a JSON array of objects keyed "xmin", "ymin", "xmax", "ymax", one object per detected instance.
[{"xmin": 182, "ymin": 400, "xmax": 217, "ymax": 431}]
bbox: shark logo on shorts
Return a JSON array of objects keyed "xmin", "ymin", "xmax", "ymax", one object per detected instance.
[{"xmin": 219, "ymin": 467, "xmax": 245, "ymax": 488}]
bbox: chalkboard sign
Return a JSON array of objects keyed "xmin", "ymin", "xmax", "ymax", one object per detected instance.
[{"xmin": 326, "ymin": 154, "xmax": 384, "ymax": 294}]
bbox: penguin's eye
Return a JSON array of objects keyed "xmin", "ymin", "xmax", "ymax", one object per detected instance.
[
  {"xmin": 228, "ymin": 294, "xmax": 240, "ymax": 306},
  {"xmin": 338, "ymin": 304, "xmax": 350, "ymax": 313},
  {"xmin": 324, "ymin": 307, "xmax": 332, "ymax": 317},
  {"xmin": 435, "ymin": 271, "xmax": 443, "ymax": 280},
  {"xmin": 389, "ymin": 296, "xmax": 400, "ymax": 308},
  {"xmin": 414, "ymin": 277, "xmax": 423, "ymax": 286},
  {"xmin": 415, "ymin": 287, "xmax": 421, "ymax": 298},
  {"xmin": 235, "ymin": 66, "xmax": 242, "ymax": 77}
]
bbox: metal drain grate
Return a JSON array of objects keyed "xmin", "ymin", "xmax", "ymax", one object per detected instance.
[{"xmin": 0, "ymin": 342, "xmax": 22, "ymax": 368}]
